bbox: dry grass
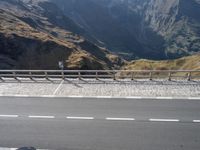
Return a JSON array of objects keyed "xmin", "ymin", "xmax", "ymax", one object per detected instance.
[
  {"xmin": 123, "ymin": 54, "xmax": 200, "ymax": 70},
  {"xmin": 121, "ymin": 54, "xmax": 200, "ymax": 77},
  {"xmin": 66, "ymin": 51, "xmax": 110, "ymax": 70}
]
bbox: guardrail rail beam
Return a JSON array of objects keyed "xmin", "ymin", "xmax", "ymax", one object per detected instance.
[{"xmin": 0, "ymin": 70, "xmax": 199, "ymax": 81}]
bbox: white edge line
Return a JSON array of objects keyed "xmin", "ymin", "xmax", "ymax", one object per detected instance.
[
  {"xmin": 28, "ymin": 115, "xmax": 55, "ymax": 119},
  {"xmin": 41, "ymin": 95, "xmax": 55, "ymax": 98},
  {"xmin": 0, "ymin": 115, "xmax": 19, "ymax": 118},
  {"xmin": 66, "ymin": 116, "xmax": 94, "ymax": 120},
  {"xmin": 0, "ymin": 95, "xmax": 200, "ymax": 100},
  {"xmin": 193, "ymin": 120, "xmax": 200, "ymax": 123},
  {"xmin": 96, "ymin": 96, "xmax": 113, "ymax": 98},
  {"xmin": 106, "ymin": 117, "xmax": 135, "ymax": 121},
  {"xmin": 68, "ymin": 96, "xmax": 84, "ymax": 98},
  {"xmin": 13, "ymin": 95, "xmax": 29, "ymax": 97},
  {"xmin": 149, "ymin": 118, "xmax": 179, "ymax": 122},
  {"xmin": 0, "ymin": 148, "xmax": 48, "ymax": 150},
  {"xmin": 156, "ymin": 97, "xmax": 173, "ymax": 99},
  {"xmin": 125, "ymin": 96, "xmax": 143, "ymax": 99},
  {"xmin": 188, "ymin": 97, "xmax": 200, "ymax": 100}
]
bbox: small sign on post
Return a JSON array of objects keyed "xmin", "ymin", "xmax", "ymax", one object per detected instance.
[{"xmin": 58, "ymin": 61, "xmax": 64, "ymax": 70}]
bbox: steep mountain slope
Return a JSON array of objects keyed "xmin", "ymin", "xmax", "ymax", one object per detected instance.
[
  {"xmin": 52, "ymin": 0, "xmax": 200, "ymax": 60},
  {"xmin": 143, "ymin": 0, "xmax": 200, "ymax": 58},
  {"xmin": 53, "ymin": 0, "xmax": 148, "ymax": 59},
  {"xmin": 0, "ymin": 0, "xmax": 123, "ymax": 69}
]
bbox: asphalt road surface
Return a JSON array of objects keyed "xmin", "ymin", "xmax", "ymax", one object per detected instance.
[{"xmin": 0, "ymin": 97, "xmax": 199, "ymax": 150}]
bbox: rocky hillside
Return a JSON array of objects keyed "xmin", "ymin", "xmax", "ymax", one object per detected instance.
[
  {"xmin": 52, "ymin": 0, "xmax": 200, "ymax": 60},
  {"xmin": 0, "ymin": 0, "xmax": 123, "ymax": 69},
  {"xmin": 0, "ymin": 0, "xmax": 199, "ymax": 70}
]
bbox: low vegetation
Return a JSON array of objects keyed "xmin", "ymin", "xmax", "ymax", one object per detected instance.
[{"xmin": 121, "ymin": 54, "xmax": 200, "ymax": 77}]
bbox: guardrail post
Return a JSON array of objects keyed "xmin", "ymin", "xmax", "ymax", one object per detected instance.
[
  {"xmin": 149, "ymin": 72, "xmax": 153, "ymax": 81},
  {"xmin": 0, "ymin": 74, "xmax": 3, "ymax": 81},
  {"xmin": 29, "ymin": 71, "xmax": 33, "ymax": 80},
  {"xmin": 96, "ymin": 72, "xmax": 98, "ymax": 80},
  {"xmin": 13, "ymin": 71, "xmax": 17, "ymax": 80},
  {"xmin": 78, "ymin": 72, "xmax": 81, "ymax": 80},
  {"xmin": 61, "ymin": 71, "xmax": 65, "ymax": 80},
  {"xmin": 131, "ymin": 72, "xmax": 134, "ymax": 80},
  {"xmin": 168, "ymin": 72, "xmax": 172, "ymax": 81},
  {"xmin": 113, "ymin": 71, "xmax": 116, "ymax": 80},
  {"xmin": 45, "ymin": 71, "xmax": 48, "ymax": 80},
  {"xmin": 187, "ymin": 72, "xmax": 192, "ymax": 81}
]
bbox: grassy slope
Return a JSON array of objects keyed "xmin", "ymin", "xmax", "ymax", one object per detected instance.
[
  {"xmin": 121, "ymin": 54, "xmax": 200, "ymax": 77},
  {"xmin": 122, "ymin": 54, "xmax": 200, "ymax": 70}
]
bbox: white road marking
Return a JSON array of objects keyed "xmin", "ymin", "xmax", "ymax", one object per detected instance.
[
  {"xmin": 0, "ymin": 114, "xmax": 198, "ymax": 124},
  {"xmin": 14, "ymin": 95, "xmax": 29, "ymax": 97},
  {"xmin": 0, "ymin": 94, "xmax": 200, "ymax": 100},
  {"xmin": 149, "ymin": 118, "xmax": 180, "ymax": 122},
  {"xmin": 96, "ymin": 96, "xmax": 113, "ymax": 98},
  {"xmin": 106, "ymin": 117, "xmax": 135, "ymax": 121},
  {"xmin": 41, "ymin": 95, "xmax": 55, "ymax": 98},
  {"xmin": 28, "ymin": 115, "xmax": 55, "ymax": 119},
  {"xmin": 193, "ymin": 120, "xmax": 200, "ymax": 123},
  {"xmin": 53, "ymin": 80, "xmax": 64, "ymax": 95},
  {"xmin": 125, "ymin": 96, "xmax": 143, "ymax": 99},
  {"xmin": 188, "ymin": 97, "xmax": 200, "ymax": 100},
  {"xmin": 0, "ymin": 148, "xmax": 48, "ymax": 150},
  {"xmin": 0, "ymin": 115, "xmax": 18, "ymax": 118},
  {"xmin": 66, "ymin": 116, "xmax": 94, "ymax": 120},
  {"xmin": 68, "ymin": 96, "xmax": 84, "ymax": 98},
  {"xmin": 156, "ymin": 97, "xmax": 173, "ymax": 99}
]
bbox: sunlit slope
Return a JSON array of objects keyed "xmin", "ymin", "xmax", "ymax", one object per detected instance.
[
  {"xmin": 123, "ymin": 54, "xmax": 200, "ymax": 70},
  {"xmin": 121, "ymin": 54, "xmax": 200, "ymax": 78}
]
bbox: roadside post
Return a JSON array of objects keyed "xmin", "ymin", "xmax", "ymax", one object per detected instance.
[{"xmin": 59, "ymin": 61, "xmax": 64, "ymax": 80}]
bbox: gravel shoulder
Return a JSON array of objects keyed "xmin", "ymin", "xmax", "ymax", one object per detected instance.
[{"xmin": 0, "ymin": 78, "xmax": 199, "ymax": 97}]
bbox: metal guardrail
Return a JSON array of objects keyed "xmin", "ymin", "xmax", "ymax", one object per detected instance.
[{"xmin": 0, "ymin": 70, "xmax": 199, "ymax": 81}]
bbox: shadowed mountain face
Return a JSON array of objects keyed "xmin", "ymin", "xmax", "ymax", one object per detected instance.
[
  {"xmin": 52, "ymin": 0, "xmax": 200, "ymax": 60},
  {"xmin": 0, "ymin": 0, "xmax": 123, "ymax": 69}
]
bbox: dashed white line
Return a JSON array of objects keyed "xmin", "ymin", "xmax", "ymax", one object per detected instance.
[
  {"xmin": 66, "ymin": 116, "xmax": 94, "ymax": 120},
  {"xmin": 0, "ymin": 113, "xmax": 199, "ymax": 124},
  {"xmin": 149, "ymin": 118, "xmax": 180, "ymax": 122},
  {"xmin": 106, "ymin": 117, "xmax": 135, "ymax": 121},
  {"xmin": 28, "ymin": 115, "xmax": 55, "ymax": 119},
  {"xmin": 193, "ymin": 120, "xmax": 200, "ymax": 123},
  {"xmin": 0, "ymin": 115, "xmax": 19, "ymax": 118}
]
